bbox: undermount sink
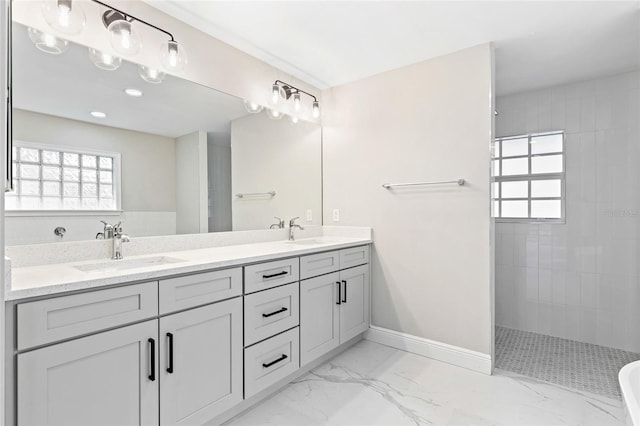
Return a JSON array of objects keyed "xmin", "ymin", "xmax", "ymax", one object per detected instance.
[{"xmin": 74, "ymin": 256, "xmax": 186, "ymax": 273}]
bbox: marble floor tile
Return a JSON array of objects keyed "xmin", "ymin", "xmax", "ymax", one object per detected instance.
[{"xmin": 225, "ymin": 340, "xmax": 625, "ymax": 426}]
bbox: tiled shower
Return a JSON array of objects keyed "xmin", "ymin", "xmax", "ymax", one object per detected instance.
[{"xmin": 494, "ymin": 71, "xmax": 640, "ymax": 395}]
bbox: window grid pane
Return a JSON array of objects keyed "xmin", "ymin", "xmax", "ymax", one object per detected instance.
[
  {"xmin": 492, "ymin": 131, "xmax": 565, "ymax": 221},
  {"xmin": 8, "ymin": 143, "xmax": 117, "ymax": 211}
]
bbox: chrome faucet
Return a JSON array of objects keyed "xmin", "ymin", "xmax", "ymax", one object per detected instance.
[
  {"xmin": 270, "ymin": 217, "xmax": 285, "ymax": 229},
  {"xmin": 112, "ymin": 222, "xmax": 130, "ymax": 260},
  {"xmin": 96, "ymin": 220, "xmax": 115, "ymax": 240},
  {"xmin": 288, "ymin": 217, "xmax": 304, "ymax": 241}
]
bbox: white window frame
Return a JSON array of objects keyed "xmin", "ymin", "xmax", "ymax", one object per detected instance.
[
  {"xmin": 493, "ymin": 131, "xmax": 565, "ymax": 224},
  {"xmin": 6, "ymin": 140, "xmax": 122, "ymax": 216}
]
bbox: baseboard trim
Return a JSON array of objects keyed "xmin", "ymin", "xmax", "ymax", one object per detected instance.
[{"xmin": 365, "ymin": 326, "xmax": 492, "ymax": 375}]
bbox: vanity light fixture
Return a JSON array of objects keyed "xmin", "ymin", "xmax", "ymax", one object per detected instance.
[
  {"xmin": 270, "ymin": 80, "xmax": 321, "ymax": 121},
  {"xmin": 40, "ymin": 0, "xmax": 188, "ymax": 75},
  {"xmin": 41, "ymin": 0, "xmax": 86, "ymax": 35},
  {"xmin": 27, "ymin": 27, "xmax": 69, "ymax": 54},
  {"xmin": 243, "ymin": 100, "xmax": 264, "ymax": 114},
  {"xmin": 124, "ymin": 88, "xmax": 143, "ymax": 97},
  {"xmin": 137, "ymin": 65, "xmax": 166, "ymax": 84},
  {"xmin": 90, "ymin": 111, "xmax": 107, "ymax": 118},
  {"xmin": 88, "ymin": 48, "xmax": 121, "ymax": 71}
]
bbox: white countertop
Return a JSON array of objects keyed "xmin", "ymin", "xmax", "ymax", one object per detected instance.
[{"xmin": 7, "ymin": 236, "xmax": 371, "ymax": 301}]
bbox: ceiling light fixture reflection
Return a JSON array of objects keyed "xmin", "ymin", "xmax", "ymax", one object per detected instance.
[
  {"xmin": 137, "ymin": 65, "xmax": 165, "ymax": 84},
  {"xmin": 267, "ymin": 108, "xmax": 284, "ymax": 120},
  {"xmin": 27, "ymin": 27, "xmax": 69, "ymax": 54},
  {"xmin": 124, "ymin": 88, "xmax": 143, "ymax": 97},
  {"xmin": 90, "ymin": 111, "xmax": 107, "ymax": 118},
  {"xmin": 41, "ymin": 0, "xmax": 86, "ymax": 34},
  {"xmin": 88, "ymin": 48, "xmax": 121, "ymax": 70},
  {"xmin": 243, "ymin": 100, "xmax": 264, "ymax": 114}
]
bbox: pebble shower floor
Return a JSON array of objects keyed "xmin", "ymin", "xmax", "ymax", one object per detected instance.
[{"xmin": 495, "ymin": 326, "xmax": 640, "ymax": 399}]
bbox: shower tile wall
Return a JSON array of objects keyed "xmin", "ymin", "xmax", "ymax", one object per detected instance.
[{"xmin": 495, "ymin": 71, "xmax": 640, "ymax": 353}]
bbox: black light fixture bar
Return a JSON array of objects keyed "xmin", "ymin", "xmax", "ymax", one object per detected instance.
[
  {"xmin": 274, "ymin": 79, "xmax": 318, "ymax": 102},
  {"xmin": 90, "ymin": 0, "xmax": 176, "ymax": 41}
]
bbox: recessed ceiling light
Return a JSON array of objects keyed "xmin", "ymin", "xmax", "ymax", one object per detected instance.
[
  {"xmin": 124, "ymin": 88, "xmax": 143, "ymax": 97},
  {"xmin": 91, "ymin": 111, "xmax": 107, "ymax": 118}
]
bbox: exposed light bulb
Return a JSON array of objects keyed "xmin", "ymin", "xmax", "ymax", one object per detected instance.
[
  {"xmin": 267, "ymin": 108, "xmax": 284, "ymax": 120},
  {"xmin": 27, "ymin": 27, "xmax": 68, "ymax": 54},
  {"xmin": 312, "ymin": 101, "xmax": 321, "ymax": 119},
  {"xmin": 42, "ymin": 0, "xmax": 85, "ymax": 34},
  {"xmin": 107, "ymin": 17, "xmax": 141, "ymax": 56},
  {"xmin": 160, "ymin": 40, "xmax": 187, "ymax": 72},
  {"xmin": 290, "ymin": 114, "xmax": 299, "ymax": 124},
  {"xmin": 243, "ymin": 99, "xmax": 264, "ymax": 114},
  {"xmin": 292, "ymin": 93, "xmax": 302, "ymax": 112},
  {"xmin": 271, "ymin": 84, "xmax": 281, "ymax": 105},
  {"xmin": 89, "ymin": 48, "xmax": 122, "ymax": 71},
  {"xmin": 137, "ymin": 64, "xmax": 165, "ymax": 84}
]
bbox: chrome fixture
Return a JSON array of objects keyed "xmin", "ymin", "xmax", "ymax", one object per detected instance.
[
  {"xmin": 382, "ymin": 179, "xmax": 466, "ymax": 189},
  {"xmin": 270, "ymin": 217, "xmax": 285, "ymax": 229},
  {"xmin": 36, "ymin": 0, "xmax": 187, "ymax": 77},
  {"xmin": 288, "ymin": 217, "xmax": 304, "ymax": 241},
  {"xmin": 96, "ymin": 220, "xmax": 115, "ymax": 239},
  {"xmin": 112, "ymin": 222, "xmax": 130, "ymax": 260},
  {"xmin": 53, "ymin": 226, "xmax": 66, "ymax": 238},
  {"xmin": 268, "ymin": 80, "xmax": 320, "ymax": 122},
  {"xmin": 235, "ymin": 190, "xmax": 276, "ymax": 199}
]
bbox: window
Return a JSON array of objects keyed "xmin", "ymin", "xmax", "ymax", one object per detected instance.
[
  {"xmin": 6, "ymin": 142, "xmax": 120, "ymax": 211},
  {"xmin": 492, "ymin": 131, "xmax": 565, "ymax": 222}
]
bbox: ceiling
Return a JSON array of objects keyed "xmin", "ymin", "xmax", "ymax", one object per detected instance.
[
  {"xmin": 146, "ymin": 1, "xmax": 640, "ymax": 96},
  {"xmin": 12, "ymin": 22, "xmax": 247, "ymax": 138}
]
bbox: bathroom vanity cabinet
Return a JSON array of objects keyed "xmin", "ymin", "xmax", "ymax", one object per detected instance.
[{"xmin": 7, "ymin": 243, "xmax": 371, "ymax": 426}]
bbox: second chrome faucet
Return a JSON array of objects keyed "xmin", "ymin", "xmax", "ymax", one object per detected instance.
[{"xmin": 288, "ymin": 217, "xmax": 304, "ymax": 241}]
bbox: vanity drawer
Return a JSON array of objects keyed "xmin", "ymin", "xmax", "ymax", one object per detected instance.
[
  {"xmin": 244, "ymin": 283, "xmax": 299, "ymax": 346},
  {"xmin": 340, "ymin": 245, "xmax": 370, "ymax": 269},
  {"xmin": 300, "ymin": 250, "xmax": 339, "ymax": 279},
  {"xmin": 159, "ymin": 267, "xmax": 242, "ymax": 314},
  {"xmin": 244, "ymin": 258, "xmax": 299, "ymax": 294},
  {"xmin": 17, "ymin": 282, "xmax": 158, "ymax": 350},
  {"xmin": 244, "ymin": 327, "xmax": 300, "ymax": 398}
]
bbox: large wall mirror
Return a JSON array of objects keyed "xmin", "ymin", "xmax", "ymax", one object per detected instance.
[{"xmin": 6, "ymin": 20, "xmax": 322, "ymax": 246}]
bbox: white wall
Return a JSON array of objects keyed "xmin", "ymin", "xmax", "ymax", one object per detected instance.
[
  {"xmin": 207, "ymin": 133, "xmax": 232, "ymax": 232},
  {"xmin": 231, "ymin": 112, "xmax": 322, "ymax": 231},
  {"xmin": 322, "ymin": 44, "xmax": 494, "ymax": 355},
  {"xmin": 495, "ymin": 71, "xmax": 640, "ymax": 352},
  {"xmin": 176, "ymin": 131, "xmax": 208, "ymax": 234}
]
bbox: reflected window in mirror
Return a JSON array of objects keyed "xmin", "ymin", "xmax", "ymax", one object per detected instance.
[{"xmin": 6, "ymin": 142, "xmax": 121, "ymax": 211}]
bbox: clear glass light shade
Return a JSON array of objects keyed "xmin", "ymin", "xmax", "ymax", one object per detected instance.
[
  {"xmin": 137, "ymin": 65, "xmax": 165, "ymax": 84},
  {"xmin": 243, "ymin": 100, "xmax": 264, "ymax": 114},
  {"xmin": 42, "ymin": 0, "xmax": 86, "ymax": 34},
  {"xmin": 312, "ymin": 101, "xmax": 321, "ymax": 119},
  {"xmin": 289, "ymin": 114, "xmax": 300, "ymax": 124},
  {"xmin": 270, "ymin": 84, "xmax": 282, "ymax": 105},
  {"xmin": 88, "ymin": 48, "xmax": 121, "ymax": 71},
  {"xmin": 267, "ymin": 108, "xmax": 284, "ymax": 120},
  {"xmin": 107, "ymin": 19, "xmax": 141, "ymax": 56},
  {"xmin": 292, "ymin": 93, "xmax": 302, "ymax": 113},
  {"xmin": 160, "ymin": 41, "xmax": 187, "ymax": 72},
  {"xmin": 27, "ymin": 27, "xmax": 68, "ymax": 54}
]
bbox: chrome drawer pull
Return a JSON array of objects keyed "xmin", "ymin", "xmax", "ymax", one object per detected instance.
[
  {"xmin": 262, "ymin": 307, "xmax": 288, "ymax": 318},
  {"xmin": 262, "ymin": 354, "xmax": 288, "ymax": 368}
]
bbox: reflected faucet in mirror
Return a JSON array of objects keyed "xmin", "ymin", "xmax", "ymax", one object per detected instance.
[
  {"xmin": 270, "ymin": 217, "xmax": 284, "ymax": 229},
  {"xmin": 96, "ymin": 220, "xmax": 115, "ymax": 240}
]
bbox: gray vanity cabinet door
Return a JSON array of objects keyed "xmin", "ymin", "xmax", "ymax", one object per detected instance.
[
  {"xmin": 17, "ymin": 320, "xmax": 159, "ymax": 426},
  {"xmin": 339, "ymin": 264, "xmax": 370, "ymax": 344},
  {"xmin": 300, "ymin": 272, "xmax": 340, "ymax": 366},
  {"xmin": 159, "ymin": 297, "xmax": 243, "ymax": 426}
]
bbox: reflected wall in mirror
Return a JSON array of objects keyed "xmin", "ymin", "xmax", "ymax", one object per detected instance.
[{"xmin": 7, "ymin": 22, "xmax": 322, "ymax": 245}]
